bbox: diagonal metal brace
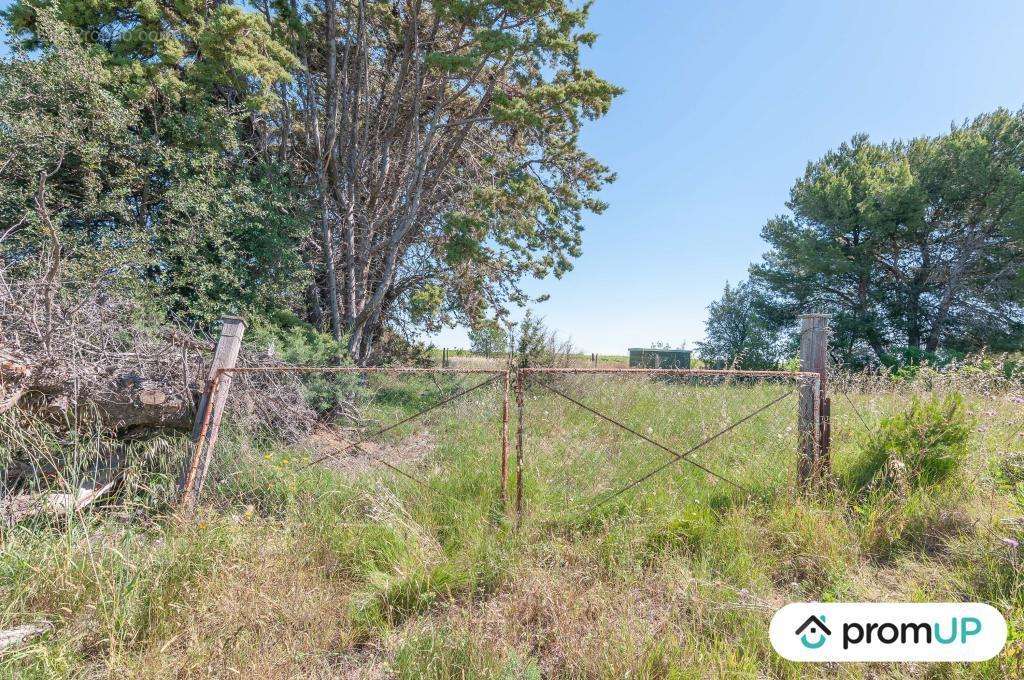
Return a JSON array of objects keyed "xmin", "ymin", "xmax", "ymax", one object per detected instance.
[
  {"xmin": 299, "ymin": 373, "xmax": 502, "ymax": 473},
  {"xmin": 529, "ymin": 377, "xmax": 759, "ymax": 497},
  {"xmin": 528, "ymin": 377, "xmax": 794, "ymax": 511},
  {"xmin": 585, "ymin": 388, "xmax": 795, "ymax": 513}
]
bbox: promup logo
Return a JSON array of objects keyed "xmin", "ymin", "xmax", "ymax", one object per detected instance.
[
  {"xmin": 770, "ymin": 603, "xmax": 1007, "ymax": 662},
  {"xmin": 795, "ymin": 615, "xmax": 831, "ymax": 649}
]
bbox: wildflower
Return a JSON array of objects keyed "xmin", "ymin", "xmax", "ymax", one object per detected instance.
[{"xmin": 1001, "ymin": 537, "xmax": 1019, "ymax": 549}]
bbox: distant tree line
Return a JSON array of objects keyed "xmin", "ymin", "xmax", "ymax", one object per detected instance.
[
  {"xmin": 700, "ymin": 115, "xmax": 1024, "ymax": 369},
  {"xmin": 0, "ymin": 1, "xmax": 619, "ymax": 363}
]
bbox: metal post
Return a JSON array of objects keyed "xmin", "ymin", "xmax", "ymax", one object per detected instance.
[
  {"xmin": 179, "ymin": 316, "xmax": 246, "ymax": 509},
  {"xmin": 514, "ymin": 370, "xmax": 525, "ymax": 526},
  {"xmin": 797, "ymin": 313, "xmax": 829, "ymax": 489},
  {"xmin": 500, "ymin": 356, "xmax": 511, "ymax": 511}
]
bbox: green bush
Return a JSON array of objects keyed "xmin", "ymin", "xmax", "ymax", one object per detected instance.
[
  {"xmin": 246, "ymin": 319, "xmax": 362, "ymax": 416},
  {"xmin": 882, "ymin": 346, "xmax": 961, "ymax": 373},
  {"xmin": 847, "ymin": 393, "xmax": 973, "ymax": 493}
]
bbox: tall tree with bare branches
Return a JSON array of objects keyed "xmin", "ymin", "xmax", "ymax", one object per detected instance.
[
  {"xmin": 274, "ymin": 0, "xmax": 620, "ymax": 361},
  {"xmin": 4, "ymin": 1, "xmax": 618, "ymax": 362}
]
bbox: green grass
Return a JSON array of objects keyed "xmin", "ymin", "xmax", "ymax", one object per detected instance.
[{"xmin": 2, "ymin": 371, "xmax": 1024, "ymax": 677}]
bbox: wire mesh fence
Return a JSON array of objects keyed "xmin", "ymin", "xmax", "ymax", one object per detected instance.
[
  {"xmin": 8, "ymin": 308, "xmax": 1024, "ymax": 556},
  {"xmin": 190, "ymin": 366, "xmax": 512, "ymax": 514},
  {"xmin": 513, "ymin": 369, "xmax": 814, "ymax": 526},
  {"xmin": 179, "ymin": 358, "xmax": 832, "ymax": 527}
]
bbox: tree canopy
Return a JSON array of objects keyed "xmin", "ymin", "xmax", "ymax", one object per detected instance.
[
  {"xmin": 721, "ymin": 113, "xmax": 1024, "ymax": 367},
  {"xmin": 2, "ymin": 0, "xmax": 619, "ymax": 362},
  {"xmin": 696, "ymin": 281, "xmax": 781, "ymax": 369}
]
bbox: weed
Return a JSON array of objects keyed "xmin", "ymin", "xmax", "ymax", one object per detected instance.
[
  {"xmin": 2, "ymin": 370, "xmax": 1021, "ymax": 677},
  {"xmin": 846, "ymin": 393, "xmax": 973, "ymax": 493}
]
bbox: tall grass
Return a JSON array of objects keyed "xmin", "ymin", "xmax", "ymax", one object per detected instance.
[{"xmin": 2, "ymin": 369, "xmax": 1023, "ymax": 677}]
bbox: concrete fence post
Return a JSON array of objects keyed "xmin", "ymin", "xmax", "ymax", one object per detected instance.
[
  {"xmin": 797, "ymin": 313, "xmax": 830, "ymax": 489},
  {"xmin": 179, "ymin": 315, "xmax": 246, "ymax": 509}
]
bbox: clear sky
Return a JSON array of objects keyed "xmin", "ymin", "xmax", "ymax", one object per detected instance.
[
  {"xmin": 5, "ymin": 1, "xmax": 1024, "ymax": 353},
  {"xmin": 435, "ymin": 0, "xmax": 1024, "ymax": 353}
]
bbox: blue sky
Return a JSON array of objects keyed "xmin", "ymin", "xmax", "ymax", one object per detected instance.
[
  {"xmin": 5, "ymin": 1, "xmax": 1024, "ymax": 353},
  {"xmin": 437, "ymin": 0, "xmax": 1024, "ymax": 353}
]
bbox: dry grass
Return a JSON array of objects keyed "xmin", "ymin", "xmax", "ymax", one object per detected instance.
[{"xmin": 3, "ymin": 368, "xmax": 1024, "ymax": 678}]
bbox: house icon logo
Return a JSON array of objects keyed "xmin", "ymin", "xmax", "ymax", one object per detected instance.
[{"xmin": 795, "ymin": 615, "xmax": 831, "ymax": 649}]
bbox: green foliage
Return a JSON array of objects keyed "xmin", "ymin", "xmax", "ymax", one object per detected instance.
[
  {"xmin": 467, "ymin": 317, "xmax": 509, "ymax": 357},
  {"xmin": 882, "ymin": 346, "xmax": 961, "ymax": 372},
  {"xmin": 3, "ymin": 1, "xmax": 619, "ymax": 354},
  {"xmin": 512, "ymin": 309, "xmax": 567, "ymax": 367},
  {"xmin": 847, "ymin": 393, "xmax": 973, "ymax": 493},
  {"xmin": 0, "ymin": 11, "xmax": 309, "ymax": 331},
  {"xmin": 146, "ymin": 142, "xmax": 310, "ymax": 326},
  {"xmin": 409, "ymin": 285, "xmax": 446, "ymax": 328},
  {"xmin": 3, "ymin": 0, "xmax": 295, "ymax": 109},
  {"xmin": 0, "ymin": 14, "xmax": 142, "ymax": 286},
  {"xmin": 246, "ymin": 319, "xmax": 357, "ymax": 415},
  {"xmin": 697, "ymin": 281, "xmax": 782, "ymax": 369},
  {"xmin": 246, "ymin": 316, "xmax": 346, "ymax": 366},
  {"xmin": 751, "ymin": 116, "xmax": 1024, "ymax": 365}
]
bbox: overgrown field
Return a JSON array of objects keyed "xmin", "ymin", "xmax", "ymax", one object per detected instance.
[{"xmin": 2, "ymin": 370, "xmax": 1023, "ymax": 678}]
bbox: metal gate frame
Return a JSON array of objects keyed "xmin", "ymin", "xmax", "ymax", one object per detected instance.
[
  {"xmin": 512, "ymin": 367, "xmax": 821, "ymax": 524},
  {"xmin": 181, "ymin": 360, "xmax": 515, "ymax": 510},
  {"xmin": 180, "ymin": 316, "xmax": 831, "ymax": 521}
]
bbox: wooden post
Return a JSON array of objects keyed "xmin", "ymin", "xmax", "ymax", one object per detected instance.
[
  {"xmin": 179, "ymin": 316, "xmax": 246, "ymax": 509},
  {"xmin": 797, "ymin": 313, "xmax": 829, "ymax": 489}
]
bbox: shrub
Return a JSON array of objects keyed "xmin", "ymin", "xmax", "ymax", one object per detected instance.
[
  {"xmin": 246, "ymin": 320, "xmax": 362, "ymax": 417},
  {"xmin": 847, "ymin": 393, "xmax": 973, "ymax": 493},
  {"xmin": 513, "ymin": 310, "xmax": 577, "ymax": 367}
]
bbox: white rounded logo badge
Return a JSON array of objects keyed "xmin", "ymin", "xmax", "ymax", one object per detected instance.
[{"xmin": 770, "ymin": 603, "xmax": 1007, "ymax": 662}]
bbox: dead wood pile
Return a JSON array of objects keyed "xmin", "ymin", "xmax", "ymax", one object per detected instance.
[{"xmin": 0, "ymin": 277, "xmax": 320, "ymax": 441}]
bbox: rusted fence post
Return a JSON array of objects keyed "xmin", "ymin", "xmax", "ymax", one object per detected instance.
[
  {"xmin": 179, "ymin": 316, "xmax": 246, "ymax": 509},
  {"xmin": 514, "ymin": 370, "xmax": 525, "ymax": 526},
  {"xmin": 500, "ymin": 355, "xmax": 512, "ymax": 511},
  {"xmin": 797, "ymin": 313, "xmax": 829, "ymax": 489}
]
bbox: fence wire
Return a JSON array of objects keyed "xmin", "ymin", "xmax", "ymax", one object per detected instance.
[
  {"xmin": 193, "ymin": 367, "xmax": 510, "ymax": 514},
  {"xmin": 513, "ymin": 369, "xmax": 809, "ymax": 524}
]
